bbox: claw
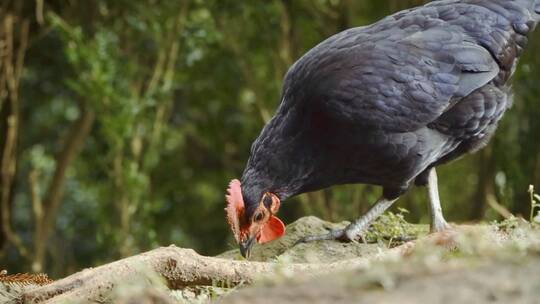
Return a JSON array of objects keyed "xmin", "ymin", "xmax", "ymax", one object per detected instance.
[
  {"xmin": 293, "ymin": 237, "xmax": 309, "ymax": 247},
  {"xmin": 294, "ymin": 197, "xmax": 398, "ymax": 247},
  {"xmin": 293, "ymin": 228, "xmax": 365, "ymax": 246},
  {"xmin": 358, "ymin": 234, "xmax": 366, "ymax": 244}
]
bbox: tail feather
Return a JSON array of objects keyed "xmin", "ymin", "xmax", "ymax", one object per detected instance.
[
  {"xmin": 497, "ymin": 0, "xmax": 540, "ymax": 33},
  {"xmin": 520, "ymin": 0, "xmax": 540, "ymax": 20},
  {"xmin": 525, "ymin": 0, "xmax": 540, "ymax": 30},
  {"xmin": 462, "ymin": 0, "xmax": 540, "ymax": 33}
]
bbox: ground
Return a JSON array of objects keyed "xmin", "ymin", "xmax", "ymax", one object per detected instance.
[
  {"xmin": 179, "ymin": 216, "xmax": 540, "ymax": 304},
  {"xmin": 2, "ymin": 215, "xmax": 539, "ymax": 303}
]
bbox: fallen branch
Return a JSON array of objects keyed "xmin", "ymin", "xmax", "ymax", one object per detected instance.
[{"xmin": 22, "ymin": 228, "xmax": 460, "ymax": 304}]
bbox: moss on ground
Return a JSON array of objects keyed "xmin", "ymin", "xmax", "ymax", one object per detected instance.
[
  {"xmin": 6, "ymin": 215, "xmax": 536, "ymax": 304},
  {"xmin": 218, "ymin": 212, "xmax": 427, "ymax": 263},
  {"xmin": 221, "ymin": 218, "xmax": 540, "ymax": 304}
]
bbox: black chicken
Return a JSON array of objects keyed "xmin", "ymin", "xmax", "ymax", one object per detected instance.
[{"xmin": 225, "ymin": 0, "xmax": 540, "ymax": 258}]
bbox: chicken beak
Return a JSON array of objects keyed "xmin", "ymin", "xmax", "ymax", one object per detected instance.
[{"xmin": 239, "ymin": 236, "xmax": 256, "ymax": 259}]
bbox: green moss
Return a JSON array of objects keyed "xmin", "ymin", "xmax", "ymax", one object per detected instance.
[
  {"xmin": 364, "ymin": 208, "xmax": 427, "ymax": 246},
  {"xmin": 114, "ymin": 216, "xmax": 540, "ymax": 304},
  {"xmin": 218, "ymin": 213, "xmax": 426, "ymax": 263}
]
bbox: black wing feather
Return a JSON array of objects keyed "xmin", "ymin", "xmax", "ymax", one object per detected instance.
[{"xmin": 283, "ymin": 22, "xmax": 499, "ymax": 132}]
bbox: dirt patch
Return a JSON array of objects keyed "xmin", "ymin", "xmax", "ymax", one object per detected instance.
[
  {"xmin": 218, "ymin": 215, "xmax": 425, "ymax": 263},
  {"xmin": 219, "ymin": 218, "xmax": 540, "ymax": 304},
  {"xmin": 220, "ymin": 257, "xmax": 540, "ymax": 304},
  {"xmin": 5, "ymin": 216, "xmax": 538, "ymax": 304}
]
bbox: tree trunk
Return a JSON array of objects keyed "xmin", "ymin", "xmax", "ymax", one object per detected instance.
[
  {"xmin": 32, "ymin": 107, "xmax": 95, "ymax": 272},
  {"xmin": 471, "ymin": 147, "xmax": 496, "ymax": 220},
  {"xmin": 0, "ymin": 10, "xmax": 29, "ymax": 258}
]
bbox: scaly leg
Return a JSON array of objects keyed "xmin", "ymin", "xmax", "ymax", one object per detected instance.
[
  {"xmin": 427, "ymin": 168, "xmax": 450, "ymax": 233},
  {"xmin": 295, "ymin": 196, "xmax": 398, "ymax": 244}
]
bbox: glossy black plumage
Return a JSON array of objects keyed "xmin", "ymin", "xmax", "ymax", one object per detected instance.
[{"xmin": 240, "ymin": 0, "xmax": 540, "ymax": 215}]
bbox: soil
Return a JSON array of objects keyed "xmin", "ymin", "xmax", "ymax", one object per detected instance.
[
  {"xmin": 217, "ymin": 216, "xmax": 396, "ymax": 263},
  {"xmin": 220, "ymin": 256, "xmax": 540, "ymax": 304},
  {"xmin": 216, "ymin": 217, "xmax": 540, "ymax": 304},
  {"xmin": 4, "ymin": 216, "xmax": 539, "ymax": 303}
]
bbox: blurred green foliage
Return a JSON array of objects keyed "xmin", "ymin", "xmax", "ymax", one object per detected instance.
[{"xmin": 1, "ymin": 0, "xmax": 539, "ymax": 276}]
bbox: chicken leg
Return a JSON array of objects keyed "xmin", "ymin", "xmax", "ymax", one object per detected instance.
[
  {"xmin": 427, "ymin": 168, "xmax": 450, "ymax": 232},
  {"xmin": 295, "ymin": 168, "xmax": 450, "ymax": 245},
  {"xmin": 295, "ymin": 196, "xmax": 398, "ymax": 244}
]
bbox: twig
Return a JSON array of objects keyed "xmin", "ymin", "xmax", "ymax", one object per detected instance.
[
  {"xmin": 487, "ymin": 193, "xmax": 514, "ymax": 220},
  {"xmin": 35, "ymin": 0, "xmax": 44, "ymax": 25}
]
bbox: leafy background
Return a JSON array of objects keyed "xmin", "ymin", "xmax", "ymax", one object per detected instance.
[{"xmin": 1, "ymin": 0, "xmax": 539, "ymax": 277}]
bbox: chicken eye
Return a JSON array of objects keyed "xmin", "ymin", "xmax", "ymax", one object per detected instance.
[
  {"xmin": 263, "ymin": 195, "xmax": 273, "ymax": 208},
  {"xmin": 254, "ymin": 212, "xmax": 265, "ymax": 222}
]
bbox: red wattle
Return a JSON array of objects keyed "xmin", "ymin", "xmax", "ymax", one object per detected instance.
[{"xmin": 257, "ymin": 215, "xmax": 285, "ymax": 243}]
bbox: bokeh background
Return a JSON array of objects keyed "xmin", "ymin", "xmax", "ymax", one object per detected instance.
[{"xmin": 1, "ymin": 0, "xmax": 539, "ymax": 277}]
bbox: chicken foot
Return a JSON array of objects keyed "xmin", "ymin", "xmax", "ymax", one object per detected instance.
[
  {"xmin": 295, "ymin": 168, "xmax": 449, "ymax": 245},
  {"xmin": 427, "ymin": 168, "xmax": 450, "ymax": 233},
  {"xmin": 295, "ymin": 197, "xmax": 399, "ymax": 244}
]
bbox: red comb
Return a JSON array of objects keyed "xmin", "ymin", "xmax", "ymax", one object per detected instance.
[{"xmin": 225, "ymin": 179, "xmax": 244, "ymax": 242}]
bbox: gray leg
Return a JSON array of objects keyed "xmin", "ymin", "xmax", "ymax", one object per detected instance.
[
  {"xmin": 427, "ymin": 168, "xmax": 450, "ymax": 233},
  {"xmin": 295, "ymin": 196, "xmax": 398, "ymax": 244}
]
